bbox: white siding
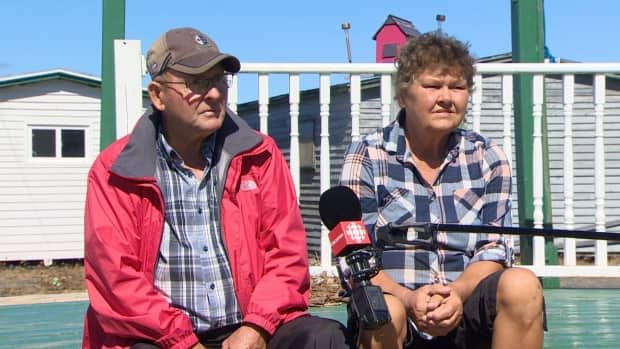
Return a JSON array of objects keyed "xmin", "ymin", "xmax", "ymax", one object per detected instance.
[{"xmin": 0, "ymin": 80, "xmax": 100, "ymax": 261}]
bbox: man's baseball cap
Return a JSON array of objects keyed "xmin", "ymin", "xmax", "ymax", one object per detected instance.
[{"xmin": 146, "ymin": 27, "xmax": 240, "ymax": 78}]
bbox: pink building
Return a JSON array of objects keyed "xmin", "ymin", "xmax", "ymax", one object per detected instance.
[{"xmin": 372, "ymin": 14, "xmax": 421, "ymax": 63}]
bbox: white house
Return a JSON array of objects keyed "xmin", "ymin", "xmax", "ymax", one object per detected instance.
[{"xmin": 0, "ymin": 69, "xmax": 148, "ymax": 263}]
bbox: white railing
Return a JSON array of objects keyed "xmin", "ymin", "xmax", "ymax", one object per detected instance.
[
  {"xmin": 112, "ymin": 43, "xmax": 620, "ymax": 278},
  {"xmin": 226, "ymin": 62, "xmax": 620, "ymax": 278},
  {"xmin": 228, "ymin": 63, "xmax": 396, "ymax": 268}
]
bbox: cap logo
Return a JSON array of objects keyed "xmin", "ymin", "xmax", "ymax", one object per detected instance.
[{"xmin": 194, "ymin": 34, "xmax": 208, "ymax": 46}]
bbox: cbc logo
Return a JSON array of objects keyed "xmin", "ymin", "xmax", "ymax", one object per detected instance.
[{"xmin": 345, "ymin": 222, "xmax": 366, "ymax": 242}]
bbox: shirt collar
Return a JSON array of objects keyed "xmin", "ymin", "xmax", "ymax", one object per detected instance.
[{"xmin": 157, "ymin": 127, "xmax": 217, "ymax": 168}]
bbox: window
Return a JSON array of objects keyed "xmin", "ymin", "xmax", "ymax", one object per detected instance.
[
  {"xmin": 61, "ymin": 129, "xmax": 85, "ymax": 157},
  {"xmin": 30, "ymin": 127, "xmax": 86, "ymax": 158},
  {"xmin": 382, "ymin": 43, "xmax": 398, "ymax": 59},
  {"xmin": 32, "ymin": 129, "xmax": 56, "ymax": 157}
]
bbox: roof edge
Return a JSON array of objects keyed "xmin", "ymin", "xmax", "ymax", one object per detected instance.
[{"xmin": 0, "ymin": 69, "xmax": 101, "ymax": 88}]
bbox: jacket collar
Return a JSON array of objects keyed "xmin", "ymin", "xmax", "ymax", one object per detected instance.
[{"xmin": 111, "ymin": 106, "xmax": 262, "ymax": 180}]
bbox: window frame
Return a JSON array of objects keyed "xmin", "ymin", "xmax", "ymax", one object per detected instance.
[{"xmin": 27, "ymin": 124, "xmax": 89, "ymax": 162}]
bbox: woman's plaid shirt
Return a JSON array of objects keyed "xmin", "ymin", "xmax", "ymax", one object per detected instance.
[{"xmin": 339, "ymin": 118, "xmax": 514, "ymax": 290}]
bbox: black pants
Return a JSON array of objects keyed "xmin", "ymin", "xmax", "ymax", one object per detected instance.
[
  {"xmin": 132, "ymin": 315, "xmax": 354, "ymax": 349},
  {"xmin": 267, "ymin": 315, "xmax": 354, "ymax": 349}
]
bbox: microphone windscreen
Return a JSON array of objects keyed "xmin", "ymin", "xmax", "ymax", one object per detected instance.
[{"xmin": 319, "ymin": 186, "xmax": 363, "ymax": 230}]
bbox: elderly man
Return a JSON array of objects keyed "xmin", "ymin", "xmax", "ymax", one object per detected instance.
[{"xmin": 82, "ymin": 27, "xmax": 351, "ymax": 349}]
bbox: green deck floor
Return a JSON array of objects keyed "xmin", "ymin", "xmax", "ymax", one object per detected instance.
[{"xmin": 0, "ymin": 289, "xmax": 618, "ymax": 348}]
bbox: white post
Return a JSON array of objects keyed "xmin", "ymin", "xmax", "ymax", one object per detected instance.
[
  {"xmin": 113, "ymin": 40, "xmax": 144, "ymax": 138},
  {"xmin": 501, "ymin": 74, "xmax": 513, "ymax": 167},
  {"xmin": 532, "ymin": 74, "xmax": 545, "ymax": 267},
  {"xmin": 350, "ymin": 74, "xmax": 361, "ymax": 142},
  {"xmin": 593, "ymin": 74, "xmax": 607, "ymax": 267},
  {"xmin": 258, "ymin": 73, "xmax": 269, "ymax": 134},
  {"xmin": 562, "ymin": 74, "xmax": 576, "ymax": 266},
  {"xmin": 228, "ymin": 74, "xmax": 238, "ymax": 114},
  {"xmin": 472, "ymin": 74, "xmax": 483, "ymax": 133},
  {"xmin": 380, "ymin": 74, "xmax": 392, "ymax": 126},
  {"xmin": 501, "ymin": 74, "xmax": 515, "ymax": 237},
  {"xmin": 319, "ymin": 74, "xmax": 333, "ymax": 270},
  {"xmin": 289, "ymin": 74, "xmax": 301, "ymax": 197}
]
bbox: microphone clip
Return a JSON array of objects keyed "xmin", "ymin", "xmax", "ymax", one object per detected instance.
[{"xmin": 345, "ymin": 247, "xmax": 382, "ymax": 283}]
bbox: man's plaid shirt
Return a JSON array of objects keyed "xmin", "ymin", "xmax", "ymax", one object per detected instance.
[
  {"xmin": 154, "ymin": 132, "xmax": 242, "ymax": 332},
  {"xmin": 339, "ymin": 116, "xmax": 513, "ymax": 290}
]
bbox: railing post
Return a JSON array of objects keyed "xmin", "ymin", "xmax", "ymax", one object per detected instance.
[
  {"xmin": 562, "ymin": 74, "xmax": 576, "ymax": 266},
  {"xmin": 472, "ymin": 75, "xmax": 483, "ymax": 133},
  {"xmin": 501, "ymin": 74, "xmax": 514, "ymax": 167},
  {"xmin": 319, "ymin": 74, "xmax": 333, "ymax": 270},
  {"xmin": 532, "ymin": 74, "xmax": 546, "ymax": 267},
  {"xmin": 228, "ymin": 74, "xmax": 238, "ymax": 114},
  {"xmin": 501, "ymin": 75, "xmax": 515, "ymax": 234},
  {"xmin": 594, "ymin": 74, "xmax": 608, "ymax": 267},
  {"xmin": 258, "ymin": 73, "xmax": 269, "ymax": 134},
  {"xmin": 289, "ymin": 74, "xmax": 301, "ymax": 197},
  {"xmin": 350, "ymin": 74, "xmax": 361, "ymax": 142},
  {"xmin": 380, "ymin": 74, "xmax": 392, "ymax": 126}
]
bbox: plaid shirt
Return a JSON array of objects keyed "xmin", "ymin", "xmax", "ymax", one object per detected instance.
[
  {"xmin": 154, "ymin": 132, "xmax": 242, "ymax": 332},
  {"xmin": 340, "ymin": 115, "xmax": 513, "ymax": 290}
]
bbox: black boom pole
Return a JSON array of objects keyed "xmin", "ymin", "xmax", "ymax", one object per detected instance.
[{"xmin": 377, "ymin": 223, "xmax": 620, "ymax": 246}]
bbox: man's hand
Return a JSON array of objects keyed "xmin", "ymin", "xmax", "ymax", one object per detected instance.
[{"xmin": 221, "ymin": 324, "xmax": 268, "ymax": 349}]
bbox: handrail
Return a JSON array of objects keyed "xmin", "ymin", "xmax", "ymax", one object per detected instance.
[{"xmin": 239, "ymin": 62, "xmax": 620, "ymax": 74}]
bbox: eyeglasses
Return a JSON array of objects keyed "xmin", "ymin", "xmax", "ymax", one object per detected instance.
[{"xmin": 156, "ymin": 74, "xmax": 228, "ymax": 92}]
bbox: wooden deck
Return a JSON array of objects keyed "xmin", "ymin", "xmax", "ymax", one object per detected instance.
[{"xmin": 0, "ymin": 289, "xmax": 618, "ymax": 348}]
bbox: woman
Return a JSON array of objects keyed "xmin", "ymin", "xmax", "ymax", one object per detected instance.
[{"xmin": 339, "ymin": 33, "xmax": 544, "ymax": 349}]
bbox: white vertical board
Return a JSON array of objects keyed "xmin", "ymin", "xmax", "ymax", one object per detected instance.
[{"xmin": 114, "ymin": 40, "xmax": 144, "ymax": 138}]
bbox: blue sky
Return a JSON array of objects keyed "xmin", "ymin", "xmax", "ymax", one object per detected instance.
[{"xmin": 2, "ymin": 0, "xmax": 618, "ymax": 79}]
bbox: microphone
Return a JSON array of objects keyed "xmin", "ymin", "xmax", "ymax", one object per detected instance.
[
  {"xmin": 319, "ymin": 186, "xmax": 371, "ymax": 257},
  {"xmin": 319, "ymin": 186, "xmax": 391, "ymax": 329}
]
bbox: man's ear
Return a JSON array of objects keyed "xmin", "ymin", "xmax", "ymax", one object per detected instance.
[{"xmin": 148, "ymin": 82, "xmax": 165, "ymax": 111}]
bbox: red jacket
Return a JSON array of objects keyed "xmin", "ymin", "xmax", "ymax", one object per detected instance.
[{"xmin": 83, "ymin": 109, "xmax": 310, "ymax": 349}]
